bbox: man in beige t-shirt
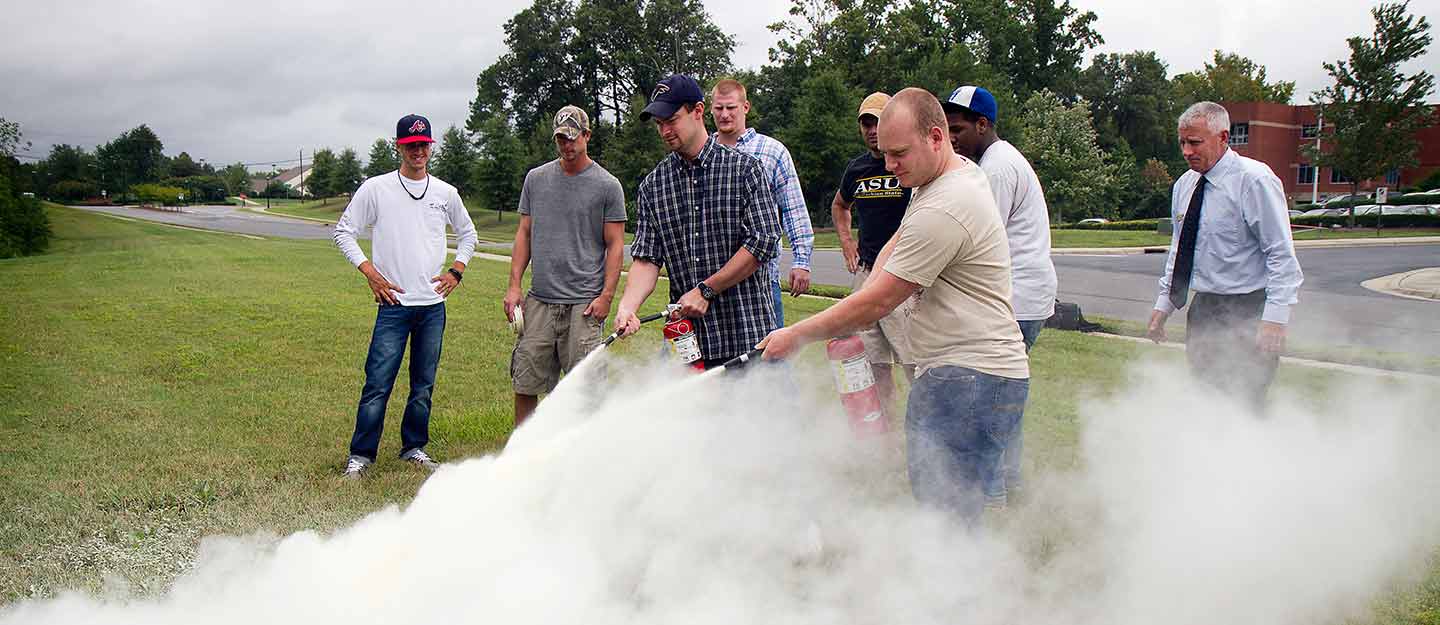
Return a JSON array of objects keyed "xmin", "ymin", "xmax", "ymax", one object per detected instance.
[{"xmin": 760, "ymin": 88, "xmax": 1029, "ymax": 524}]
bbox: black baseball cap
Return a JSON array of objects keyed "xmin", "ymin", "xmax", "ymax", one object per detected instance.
[
  {"xmin": 396, "ymin": 114, "xmax": 434, "ymax": 144},
  {"xmin": 639, "ymin": 75, "xmax": 704, "ymax": 122}
]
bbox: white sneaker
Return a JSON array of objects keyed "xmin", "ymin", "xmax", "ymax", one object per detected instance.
[
  {"xmin": 401, "ymin": 448, "xmax": 439, "ymax": 471},
  {"xmin": 342, "ymin": 456, "xmax": 371, "ymax": 480}
]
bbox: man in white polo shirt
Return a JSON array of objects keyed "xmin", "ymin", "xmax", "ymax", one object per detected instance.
[
  {"xmin": 333, "ymin": 113, "xmax": 478, "ymax": 479},
  {"xmin": 943, "ymin": 84, "xmax": 1057, "ymax": 504}
]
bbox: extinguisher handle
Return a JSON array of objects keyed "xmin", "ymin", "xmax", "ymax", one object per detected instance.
[{"xmin": 719, "ymin": 347, "xmax": 766, "ymax": 370}]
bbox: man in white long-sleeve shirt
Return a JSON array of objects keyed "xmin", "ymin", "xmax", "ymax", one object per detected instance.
[
  {"xmin": 333, "ymin": 114, "xmax": 478, "ymax": 478},
  {"xmin": 1146, "ymin": 101, "xmax": 1302, "ymax": 410}
]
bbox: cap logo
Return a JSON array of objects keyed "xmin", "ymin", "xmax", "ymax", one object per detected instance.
[
  {"xmin": 651, "ymin": 83, "xmax": 670, "ymax": 101},
  {"xmin": 408, "ymin": 119, "xmax": 427, "ymax": 134}
]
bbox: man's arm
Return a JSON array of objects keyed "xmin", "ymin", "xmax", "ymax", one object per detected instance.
[
  {"xmin": 831, "ymin": 190, "xmax": 859, "ymax": 274},
  {"xmin": 760, "ymin": 269, "xmax": 919, "ymax": 360},
  {"xmin": 584, "ymin": 221, "xmax": 625, "ymax": 320},
  {"xmin": 333, "ymin": 183, "xmax": 404, "ymax": 305},
  {"xmin": 774, "ymin": 147, "xmax": 814, "ymax": 295},
  {"xmin": 614, "ymin": 259, "xmax": 662, "ymax": 338},
  {"xmin": 1245, "ymin": 172, "xmax": 1303, "ymax": 352},
  {"xmin": 1148, "ymin": 178, "xmax": 1187, "ymax": 343},
  {"xmin": 432, "ymin": 189, "xmax": 477, "ymax": 297},
  {"xmin": 504, "ymin": 214, "xmax": 533, "ymax": 322}
]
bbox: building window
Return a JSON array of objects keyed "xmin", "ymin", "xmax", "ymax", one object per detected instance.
[
  {"xmin": 1229, "ymin": 122, "xmax": 1249, "ymax": 145},
  {"xmin": 1301, "ymin": 123, "xmax": 1319, "ymax": 139},
  {"xmin": 1297, "ymin": 164, "xmax": 1316, "ymax": 185},
  {"xmin": 1385, "ymin": 169, "xmax": 1400, "ymax": 186},
  {"xmin": 1330, "ymin": 168, "xmax": 1352, "ymax": 184}
]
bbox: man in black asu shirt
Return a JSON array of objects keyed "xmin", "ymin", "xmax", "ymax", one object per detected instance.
[{"xmin": 829, "ymin": 91, "xmax": 916, "ymax": 417}]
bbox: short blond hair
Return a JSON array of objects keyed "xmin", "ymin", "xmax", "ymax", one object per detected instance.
[
  {"xmin": 889, "ymin": 87, "xmax": 946, "ymax": 139},
  {"xmin": 711, "ymin": 78, "xmax": 748, "ymax": 102}
]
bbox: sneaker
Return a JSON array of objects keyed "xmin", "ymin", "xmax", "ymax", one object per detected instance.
[
  {"xmin": 342, "ymin": 455, "xmax": 372, "ymax": 480},
  {"xmin": 401, "ymin": 448, "xmax": 440, "ymax": 471}
]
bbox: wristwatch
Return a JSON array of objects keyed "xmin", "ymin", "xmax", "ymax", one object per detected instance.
[{"xmin": 697, "ymin": 281, "xmax": 717, "ymax": 301}]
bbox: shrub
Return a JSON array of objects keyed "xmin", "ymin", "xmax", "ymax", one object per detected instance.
[
  {"xmin": 51, "ymin": 179, "xmax": 98, "ymax": 202},
  {"xmin": 0, "ymin": 175, "xmax": 51, "ymax": 258},
  {"xmin": 1065, "ymin": 218, "xmax": 1162, "ymax": 231},
  {"xmin": 130, "ymin": 183, "xmax": 187, "ymax": 206}
]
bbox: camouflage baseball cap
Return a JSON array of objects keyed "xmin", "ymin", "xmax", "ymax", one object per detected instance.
[{"xmin": 553, "ymin": 105, "xmax": 590, "ymax": 140}]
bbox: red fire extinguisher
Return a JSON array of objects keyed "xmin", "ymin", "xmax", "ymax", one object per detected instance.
[
  {"xmin": 664, "ymin": 317, "xmax": 706, "ymax": 372},
  {"xmin": 827, "ymin": 335, "xmax": 887, "ymax": 436}
]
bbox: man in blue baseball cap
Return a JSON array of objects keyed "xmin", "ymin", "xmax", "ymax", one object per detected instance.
[
  {"xmin": 614, "ymin": 74, "xmax": 783, "ymax": 369},
  {"xmin": 943, "ymin": 85, "xmax": 1057, "ymax": 506}
]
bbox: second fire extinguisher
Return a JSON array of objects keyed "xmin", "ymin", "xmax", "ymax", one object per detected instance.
[
  {"xmin": 664, "ymin": 317, "xmax": 706, "ymax": 372},
  {"xmin": 827, "ymin": 335, "xmax": 887, "ymax": 436}
]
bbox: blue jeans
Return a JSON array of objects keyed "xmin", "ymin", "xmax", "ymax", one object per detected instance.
[
  {"xmin": 1004, "ymin": 319, "xmax": 1046, "ymax": 493},
  {"xmin": 771, "ymin": 279, "xmax": 785, "ymax": 329},
  {"xmin": 906, "ymin": 365, "xmax": 1029, "ymax": 525},
  {"xmin": 349, "ymin": 302, "xmax": 446, "ymax": 461}
]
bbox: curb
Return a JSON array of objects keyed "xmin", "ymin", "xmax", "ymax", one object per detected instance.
[{"xmin": 1361, "ymin": 268, "xmax": 1440, "ymax": 302}]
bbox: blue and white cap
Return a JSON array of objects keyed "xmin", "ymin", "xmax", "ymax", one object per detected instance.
[{"xmin": 942, "ymin": 86, "xmax": 998, "ymax": 124}]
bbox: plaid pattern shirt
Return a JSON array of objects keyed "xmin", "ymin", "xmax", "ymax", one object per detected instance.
[
  {"xmin": 722, "ymin": 128, "xmax": 814, "ymax": 279},
  {"xmin": 632, "ymin": 137, "xmax": 782, "ymax": 362}
]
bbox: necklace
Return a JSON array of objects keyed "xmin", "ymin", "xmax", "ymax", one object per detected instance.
[{"xmin": 397, "ymin": 171, "xmax": 430, "ymax": 201}]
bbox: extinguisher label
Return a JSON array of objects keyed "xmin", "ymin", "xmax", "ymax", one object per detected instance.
[
  {"xmin": 668, "ymin": 334, "xmax": 703, "ymax": 364},
  {"xmin": 830, "ymin": 355, "xmax": 875, "ymax": 393}
]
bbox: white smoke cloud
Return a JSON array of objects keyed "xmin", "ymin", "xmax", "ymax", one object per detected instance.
[{"xmin": 3, "ymin": 353, "xmax": 1438, "ymax": 625}]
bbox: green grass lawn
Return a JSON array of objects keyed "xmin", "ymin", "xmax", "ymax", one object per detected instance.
[
  {"xmin": 1292, "ymin": 227, "xmax": 1440, "ymax": 240},
  {"xmin": 2, "ymin": 205, "xmax": 1437, "ymax": 619}
]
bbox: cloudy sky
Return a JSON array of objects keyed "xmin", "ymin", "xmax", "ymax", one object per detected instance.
[{"xmin": 3, "ymin": 0, "xmax": 1436, "ymax": 170}]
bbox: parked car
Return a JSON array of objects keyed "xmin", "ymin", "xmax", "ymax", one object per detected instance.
[
  {"xmin": 1301, "ymin": 208, "xmax": 1331, "ymax": 217},
  {"xmin": 1321, "ymin": 192, "xmax": 1372, "ymax": 207},
  {"xmin": 1288, "ymin": 210, "xmax": 1304, "ymax": 219},
  {"xmin": 1076, "ymin": 218, "xmax": 1109, "ymax": 226}
]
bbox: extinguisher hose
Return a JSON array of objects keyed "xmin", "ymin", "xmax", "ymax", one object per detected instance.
[
  {"xmin": 698, "ymin": 347, "xmax": 767, "ymax": 379},
  {"xmin": 599, "ymin": 308, "xmax": 673, "ymax": 348}
]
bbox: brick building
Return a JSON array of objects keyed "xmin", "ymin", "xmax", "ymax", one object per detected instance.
[{"xmin": 1219, "ymin": 101, "xmax": 1440, "ymax": 204}]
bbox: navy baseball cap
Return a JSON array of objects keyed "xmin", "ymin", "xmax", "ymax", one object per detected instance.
[
  {"xmin": 942, "ymin": 86, "xmax": 998, "ymax": 124},
  {"xmin": 396, "ymin": 114, "xmax": 434, "ymax": 144},
  {"xmin": 639, "ymin": 75, "xmax": 704, "ymax": 122}
]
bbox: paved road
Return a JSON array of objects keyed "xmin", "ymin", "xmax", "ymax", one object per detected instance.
[
  {"xmin": 75, "ymin": 204, "xmax": 1438, "ymax": 355},
  {"xmin": 783, "ymin": 244, "xmax": 1440, "ymax": 356}
]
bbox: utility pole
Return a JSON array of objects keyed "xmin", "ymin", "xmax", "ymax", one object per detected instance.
[
  {"xmin": 1311, "ymin": 112, "xmax": 1322, "ymax": 204},
  {"xmin": 298, "ymin": 148, "xmax": 304, "ymax": 200}
]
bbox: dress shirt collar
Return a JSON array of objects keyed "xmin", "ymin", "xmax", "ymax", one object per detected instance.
[{"xmin": 1200, "ymin": 147, "xmax": 1238, "ymax": 184}]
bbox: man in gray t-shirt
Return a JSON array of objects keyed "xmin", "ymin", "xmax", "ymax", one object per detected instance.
[{"xmin": 505, "ymin": 105, "xmax": 627, "ymax": 426}]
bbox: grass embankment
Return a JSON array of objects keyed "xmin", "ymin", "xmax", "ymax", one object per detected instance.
[{"xmin": 2, "ymin": 205, "xmax": 1437, "ymax": 621}]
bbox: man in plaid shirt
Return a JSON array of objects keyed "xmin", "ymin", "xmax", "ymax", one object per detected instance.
[
  {"xmin": 709, "ymin": 78, "xmax": 814, "ymax": 327},
  {"xmin": 614, "ymin": 74, "xmax": 783, "ymax": 367}
]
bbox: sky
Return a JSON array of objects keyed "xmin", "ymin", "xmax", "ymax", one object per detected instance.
[{"xmin": 2, "ymin": 0, "xmax": 1437, "ymax": 171}]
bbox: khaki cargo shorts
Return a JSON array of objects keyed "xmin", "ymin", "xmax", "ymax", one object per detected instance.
[
  {"xmin": 511, "ymin": 295, "xmax": 605, "ymax": 395},
  {"xmin": 853, "ymin": 266, "xmax": 916, "ymax": 366}
]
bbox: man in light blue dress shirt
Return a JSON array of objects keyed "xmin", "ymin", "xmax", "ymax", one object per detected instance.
[{"xmin": 1146, "ymin": 101, "xmax": 1303, "ymax": 409}]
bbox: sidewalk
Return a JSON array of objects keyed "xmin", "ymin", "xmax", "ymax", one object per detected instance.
[
  {"xmin": 1049, "ymin": 235, "xmax": 1440, "ymax": 256},
  {"xmin": 1362, "ymin": 267, "xmax": 1440, "ymax": 301}
]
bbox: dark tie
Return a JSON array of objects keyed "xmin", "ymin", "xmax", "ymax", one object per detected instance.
[{"xmin": 1169, "ymin": 176, "xmax": 1207, "ymax": 310}]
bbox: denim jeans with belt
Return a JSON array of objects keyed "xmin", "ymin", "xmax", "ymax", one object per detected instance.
[
  {"xmin": 905, "ymin": 365, "xmax": 1030, "ymax": 525},
  {"xmin": 349, "ymin": 302, "xmax": 446, "ymax": 461}
]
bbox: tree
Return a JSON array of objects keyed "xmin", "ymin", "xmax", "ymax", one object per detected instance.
[
  {"xmin": 604, "ymin": 95, "xmax": 668, "ymax": 231},
  {"xmin": 0, "ymin": 117, "xmax": 27, "ymax": 160},
  {"xmin": 1015, "ymin": 89, "xmax": 1123, "ymax": 222},
  {"xmin": 364, "ymin": 138, "xmax": 398, "ymax": 178},
  {"xmin": 942, "ymin": 0, "xmax": 1104, "ymax": 99},
  {"xmin": 473, "ymin": 115, "xmax": 528, "ymax": 221},
  {"xmin": 221, "ymin": 163, "xmax": 250, "ymax": 196},
  {"xmin": 1306, "ymin": 0, "xmax": 1434, "ymax": 228},
  {"xmin": 95, "ymin": 125, "xmax": 165, "ymax": 198},
  {"xmin": 307, "ymin": 148, "xmax": 339, "ymax": 200},
  {"xmin": 775, "ymin": 69, "xmax": 861, "ymax": 227},
  {"xmin": 168, "ymin": 151, "xmax": 204, "ymax": 178},
  {"xmin": 0, "ymin": 120, "xmax": 49, "ymax": 257},
  {"xmin": 334, "ymin": 149, "xmax": 364, "ymax": 196},
  {"xmin": 1172, "ymin": 50, "xmax": 1296, "ymax": 106},
  {"xmin": 1079, "ymin": 51, "xmax": 1178, "ymax": 164},
  {"xmin": 429, "ymin": 125, "xmax": 479, "ymax": 197}
]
